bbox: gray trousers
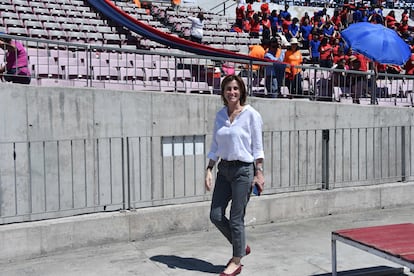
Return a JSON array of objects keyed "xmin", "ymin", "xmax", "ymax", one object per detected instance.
[{"xmin": 210, "ymin": 160, "xmax": 254, "ymax": 257}]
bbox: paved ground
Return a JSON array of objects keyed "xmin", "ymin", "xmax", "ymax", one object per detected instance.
[{"xmin": 1, "ymin": 206, "xmax": 414, "ymax": 276}]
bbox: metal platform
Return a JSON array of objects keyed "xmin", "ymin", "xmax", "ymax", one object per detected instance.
[{"xmin": 332, "ymin": 223, "xmax": 414, "ymax": 276}]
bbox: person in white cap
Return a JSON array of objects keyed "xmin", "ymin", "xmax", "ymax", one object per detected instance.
[{"xmin": 283, "ymin": 37, "xmax": 303, "ymax": 97}]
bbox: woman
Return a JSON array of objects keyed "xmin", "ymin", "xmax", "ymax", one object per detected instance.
[
  {"xmin": 385, "ymin": 10, "xmax": 396, "ymax": 29},
  {"xmin": 205, "ymin": 75, "xmax": 264, "ymax": 276},
  {"xmin": 188, "ymin": 12, "xmax": 205, "ymax": 44},
  {"xmin": 284, "ymin": 37, "xmax": 303, "ymax": 96},
  {"xmin": 0, "ymin": 35, "xmax": 31, "ymax": 84},
  {"xmin": 286, "ymin": 17, "xmax": 300, "ymax": 42},
  {"xmin": 318, "ymin": 37, "xmax": 333, "ymax": 68}
]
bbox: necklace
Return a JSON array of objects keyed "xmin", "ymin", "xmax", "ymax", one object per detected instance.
[{"xmin": 228, "ymin": 107, "xmax": 243, "ymax": 123}]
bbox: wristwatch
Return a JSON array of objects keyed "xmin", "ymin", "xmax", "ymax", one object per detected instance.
[{"xmin": 256, "ymin": 167, "xmax": 263, "ymax": 172}]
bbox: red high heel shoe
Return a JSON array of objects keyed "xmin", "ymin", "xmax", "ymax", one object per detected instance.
[
  {"xmin": 245, "ymin": 245, "xmax": 251, "ymax": 256},
  {"xmin": 226, "ymin": 245, "xmax": 251, "ymax": 266},
  {"xmin": 219, "ymin": 264, "xmax": 242, "ymax": 276}
]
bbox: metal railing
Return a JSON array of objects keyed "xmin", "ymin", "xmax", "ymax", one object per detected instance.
[
  {"xmin": 1, "ymin": 33, "xmax": 414, "ymax": 106},
  {"xmin": 1, "ymin": 125, "xmax": 412, "ymax": 224}
]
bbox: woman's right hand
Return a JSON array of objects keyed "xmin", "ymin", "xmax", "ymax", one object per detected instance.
[{"xmin": 205, "ymin": 169, "xmax": 213, "ymax": 191}]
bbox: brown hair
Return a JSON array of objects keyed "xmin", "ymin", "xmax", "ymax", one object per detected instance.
[
  {"xmin": 197, "ymin": 12, "xmax": 205, "ymax": 22},
  {"xmin": 220, "ymin": 75, "xmax": 247, "ymax": 106}
]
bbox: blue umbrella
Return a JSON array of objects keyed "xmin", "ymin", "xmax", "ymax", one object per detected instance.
[{"xmin": 341, "ymin": 22, "xmax": 411, "ymax": 66}]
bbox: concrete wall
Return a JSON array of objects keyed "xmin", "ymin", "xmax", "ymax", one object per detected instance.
[
  {"xmin": 1, "ymin": 83, "xmax": 414, "ymax": 261},
  {"xmin": 1, "ymin": 181, "xmax": 413, "ymax": 262},
  {"xmin": 1, "ymin": 83, "xmax": 413, "ymax": 142},
  {"xmin": 0, "ymin": 83, "xmax": 413, "ymax": 222}
]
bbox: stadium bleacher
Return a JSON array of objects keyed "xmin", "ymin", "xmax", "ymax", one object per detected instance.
[{"xmin": 0, "ymin": 0, "xmax": 413, "ymax": 105}]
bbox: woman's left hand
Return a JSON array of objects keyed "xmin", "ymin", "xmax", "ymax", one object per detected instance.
[{"xmin": 253, "ymin": 171, "xmax": 265, "ymax": 193}]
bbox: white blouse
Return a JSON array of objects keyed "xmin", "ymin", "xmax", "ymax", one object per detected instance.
[
  {"xmin": 207, "ymin": 104, "xmax": 264, "ymax": 163},
  {"xmin": 188, "ymin": 17, "xmax": 204, "ymax": 39}
]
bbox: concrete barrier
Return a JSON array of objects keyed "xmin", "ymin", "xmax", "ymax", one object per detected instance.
[{"xmin": 1, "ymin": 181, "xmax": 413, "ymax": 262}]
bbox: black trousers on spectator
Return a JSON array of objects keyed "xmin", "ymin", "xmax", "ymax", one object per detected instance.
[
  {"xmin": 286, "ymin": 73, "xmax": 303, "ymax": 96},
  {"xmin": 190, "ymin": 35, "xmax": 202, "ymax": 44}
]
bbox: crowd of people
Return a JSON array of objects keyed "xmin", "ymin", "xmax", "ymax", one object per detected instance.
[{"xmin": 232, "ymin": 3, "xmax": 414, "ymax": 101}]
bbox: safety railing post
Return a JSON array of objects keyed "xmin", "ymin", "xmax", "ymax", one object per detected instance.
[
  {"xmin": 401, "ymin": 126, "xmax": 406, "ymax": 182},
  {"xmin": 248, "ymin": 61, "xmax": 253, "ymax": 96},
  {"xmin": 322, "ymin": 129, "xmax": 330, "ymax": 190}
]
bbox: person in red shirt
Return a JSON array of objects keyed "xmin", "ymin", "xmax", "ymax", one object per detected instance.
[
  {"xmin": 260, "ymin": 2, "xmax": 270, "ymax": 15},
  {"xmin": 353, "ymin": 52, "xmax": 368, "ymax": 72},
  {"xmin": 401, "ymin": 9, "xmax": 409, "ymax": 23},
  {"xmin": 347, "ymin": 55, "xmax": 366, "ymax": 104},
  {"xmin": 375, "ymin": 62, "xmax": 387, "ymax": 77},
  {"xmin": 318, "ymin": 37, "xmax": 333, "ymax": 68},
  {"xmin": 300, "ymin": 12, "xmax": 310, "ymax": 26},
  {"xmin": 339, "ymin": 6, "xmax": 350, "ymax": 28},
  {"xmin": 386, "ymin": 64, "xmax": 402, "ymax": 74},
  {"xmin": 242, "ymin": 18, "xmax": 251, "ymax": 33},
  {"xmin": 385, "ymin": 10, "xmax": 396, "ymax": 28},
  {"xmin": 282, "ymin": 14, "xmax": 292, "ymax": 37},
  {"xmin": 249, "ymin": 13, "xmax": 261, "ymax": 38},
  {"xmin": 333, "ymin": 47, "xmax": 348, "ymax": 65},
  {"xmin": 332, "ymin": 38, "xmax": 342, "ymax": 60},
  {"xmin": 235, "ymin": 5, "xmax": 245, "ymax": 28},
  {"xmin": 261, "ymin": 13, "xmax": 271, "ymax": 40},
  {"xmin": 404, "ymin": 51, "xmax": 414, "ymax": 75},
  {"xmin": 398, "ymin": 20, "xmax": 409, "ymax": 39},
  {"xmin": 330, "ymin": 10, "xmax": 342, "ymax": 30},
  {"xmin": 246, "ymin": 4, "xmax": 254, "ymax": 20}
]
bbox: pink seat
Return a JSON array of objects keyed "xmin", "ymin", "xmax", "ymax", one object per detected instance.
[
  {"xmin": 144, "ymin": 68, "xmax": 169, "ymax": 81},
  {"xmin": 94, "ymin": 67, "xmax": 119, "ymax": 81},
  {"xmin": 34, "ymin": 64, "xmax": 64, "ymax": 79},
  {"xmin": 167, "ymin": 68, "xmax": 192, "ymax": 81},
  {"xmin": 120, "ymin": 67, "xmax": 145, "ymax": 81},
  {"xmin": 66, "ymin": 66, "xmax": 91, "ymax": 79}
]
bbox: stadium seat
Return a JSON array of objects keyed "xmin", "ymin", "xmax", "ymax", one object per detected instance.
[
  {"xmin": 20, "ymin": 14, "xmax": 40, "ymax": 23},
  {"xmin": 167, "ymin": 68, "xmax": 193, "ymax": 82},
  {"xmin": 7, "ymin": 27, "xmax": 28, "ymax": 36},
  {"xmin": 35, "ymin": 64, "xmax": 65, "ymax": 79},
  {"xmin": 3, "ymin": 18, "xmax": 24, "ymax": 28},
  {"xmin": 144, "ymin": 68, "xmax": 169, "ymax": 81},
  {"xmin": 29, "ymin": 29, "xmax": 49, "ymax": 39},
  {"xmin": 120, "ymin": 67, "xmax": 145, "ymax": 81},
  {"xmin": 43, "ymin": 22, "xmax": 61, "ymax": 30},
  {"xmin": 25, "ymin": 20, "xmax": 43, "ymax": 30},
  {"xmin": 94, "ymin": 67, "xmax": 120, "ymax": 81}
]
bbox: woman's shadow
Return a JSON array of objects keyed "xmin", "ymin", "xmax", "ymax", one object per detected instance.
[{"xmin": 150, "ymin": 255, "xmax": 225, "ymax": 274}]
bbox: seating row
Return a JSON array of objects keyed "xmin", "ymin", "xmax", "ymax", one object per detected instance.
[
  {"xmin": 36, "ymin": 78, "xmax": 212, "ymax": 94},
  {"xmin": 29, "ymin": 63, "xmax": 194, "ymax": 82}
]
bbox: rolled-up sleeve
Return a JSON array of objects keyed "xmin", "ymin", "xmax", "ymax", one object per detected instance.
[
  {"xmin": 207, "ymin": 115, "xmax": 219, "ymax": 162},
  {"xmin": 251, "ymin": 111, "xmax": 264, "ymax": 160}
]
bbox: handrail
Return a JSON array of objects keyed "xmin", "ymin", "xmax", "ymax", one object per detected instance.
[{"xmin": 209, "ymin": 0, "xmax": 236, "ymax": 16}]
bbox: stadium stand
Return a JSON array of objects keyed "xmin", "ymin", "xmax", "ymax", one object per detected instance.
[{"xmin": 0, "ymin": 0, "xmax": 413, "ymax": 105}]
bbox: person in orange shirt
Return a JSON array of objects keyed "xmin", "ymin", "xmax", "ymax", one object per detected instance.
[
  {"xmin": 283, "ymin": 37, "xmax": 303, "ymax": 96},
  {"xmin": 171, "ymin": 0, "xmax": 181, "ymax": 12},
  {"xmin": 246, "ymin": 39, "xmax": 269, "ymax": 86},
  {"xmin": 133, "ymin": 0, "xmax": 141, "ymax": 8}
]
